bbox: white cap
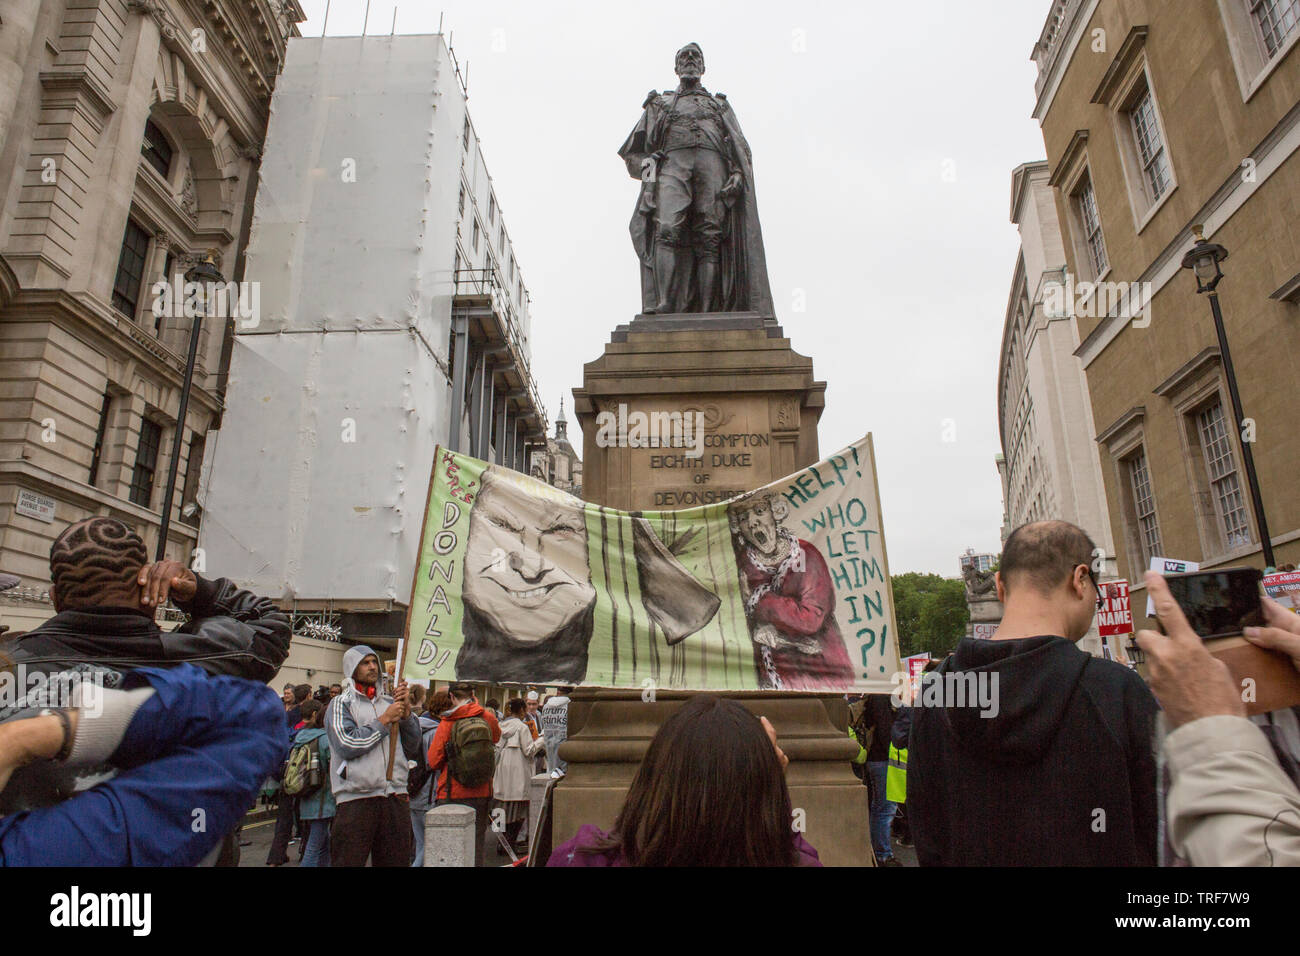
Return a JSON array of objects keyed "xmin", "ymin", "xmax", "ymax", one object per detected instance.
[{"xmin": 526, "ymin": 690, "xmax": 539, "ymax": 701}]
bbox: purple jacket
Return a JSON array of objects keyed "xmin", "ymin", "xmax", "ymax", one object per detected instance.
[{"xmin": 546, "ymin": 824, "xmax": 823, "ymax": 867}]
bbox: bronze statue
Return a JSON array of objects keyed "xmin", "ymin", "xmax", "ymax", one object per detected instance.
[
  {"xmin": 619, "ymin": 43, "xmax": 774, "ymax": 317},
  {"xmin": 963, "ymin": 563, "xmax": 997, "ymax": 601}
]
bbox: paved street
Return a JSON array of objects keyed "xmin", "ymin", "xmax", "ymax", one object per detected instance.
[
  {"xmin": 234, "ymin": 811, "xmax": 916, "ymax": 867},
  {"xmin": 235, "ymin": 815, "xmax": 290, "ymax": 868}
]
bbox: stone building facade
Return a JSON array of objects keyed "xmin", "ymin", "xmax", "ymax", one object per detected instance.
[
  {"xmin": 996, "ymin": 160, "xmax": 1116, "ymax": 569},
  {"xmin": 0, "ymin": 0, "xmax": 302, "ymax": 631},
  {"xmin": 1033, "ymin": 0, "xmax": 1300, "ymax": 620}
]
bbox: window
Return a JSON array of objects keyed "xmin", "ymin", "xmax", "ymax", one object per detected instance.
[
  {"xmin": 1105, "ymin": 63, "xmax": 1176, "ymax": 225},
  {"xmin": 141, "ymin": 119, "xmax": 174, "ymax": 178},
  {"xmin": 88, "ymin": 390, "xmax": 114, "ymax": 486},
  {"xmin": 462, "ymin": 116, "xmax": 470, "ymax": 151},
  {"xmin": 498, "ymin": 225, "xmax": 505, "ymax": 255},
  {"xmin": 472, "ymin": 219, "xmax": 480, "ymax": 252},
  {"xmin": 458, "ymin": 184, "xmax": 465, "ymax": 216},
  {"xmin": 112, "ymin": 219, "xmax": 151, "ymax": 318},
  {"xmin": 1197, "ymin": 401, "xmax": 1252, "ymax": 548},
  {"xmin": 489, "ymin": 195, "xmax": 496, "ymax": 225},
  {"xmin": 1127, "ymin": 84, "xmax": 1172, "ymax": 202},
  {"xmin": 1093, "ymin": 34, "xmax": 1176, "ymax": 226},
  {"xmin": 129, "ymin": 418, "xmax": 163, "ymax": 507},
  {"xmin": 517, "ymin": 277, "xmax": 523, "ymax": 303},
  {"xmin": 1220, "ymin": 0, "xmax": 1300, "ymax": 98},
  {"xmin": 1127, "ymin": 449, "xmax": 1162, "ymax": 565},
  {"xmin": 1252, "ymin": 0, "xmax": 1300, "ymax": 55},
  {"xmin": 179, "ymin": 432, "xmax": 205, "ymax": 527},
  {"xmin": 1075, "ymin": 173, "xmax": 1108, "ymax": 278}
]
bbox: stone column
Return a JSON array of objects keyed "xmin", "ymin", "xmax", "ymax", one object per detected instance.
[
  {"xmin": 495, "ymin": 398, "xmax": 508, "ymax": 466},
  {"xmin": 80, "ymin": 8, "xmax": 163, "ymax": 297}
]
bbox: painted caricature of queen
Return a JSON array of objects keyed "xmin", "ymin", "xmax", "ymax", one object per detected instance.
[{"xmin": 729, "ymin": 493, "xmax": 855, "ymax": 691}]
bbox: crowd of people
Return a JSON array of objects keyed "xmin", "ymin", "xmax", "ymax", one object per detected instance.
[
  {"xmin": 256, "ymin": 656, "xmax": 576, "ymax": 867},
  {"xmin": 2, "ymin": 516, "xmax": 1299, "ymax": 867}
]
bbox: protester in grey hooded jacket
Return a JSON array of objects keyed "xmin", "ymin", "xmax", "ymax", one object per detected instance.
[{"xmin": 327, "ymin": 645, "xmax": 421, "ymax": 803}]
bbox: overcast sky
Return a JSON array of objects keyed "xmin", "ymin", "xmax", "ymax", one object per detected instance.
[{"xmin": 294, "ymin": 0, "xmax": 1051, "ymax": 576}]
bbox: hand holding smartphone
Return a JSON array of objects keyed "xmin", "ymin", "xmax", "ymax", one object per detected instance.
[
  {"xmin": 1158, "ymin": 567, "xmax": 1300, "ymax": 715},
  {"xmin": 1160, "ymin": 568, "xmax": 1265, "ymax": 640}
]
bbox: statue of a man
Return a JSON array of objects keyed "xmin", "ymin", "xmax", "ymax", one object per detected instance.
[
  {"xmin": 963, "ymin": 563, "xmax": 997, "ymax": 601},
  {"xmin": 618, "ymin": 43, "xmax": 774, "ymax": 316}
]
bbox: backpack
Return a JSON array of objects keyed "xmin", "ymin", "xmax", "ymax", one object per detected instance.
[
  {"xmin": 444, "ymin": 715, "xmax": 495, "ymax": 788},
  {"xmin": 282, "ymin": 735, "xmax": 323, "ymax": 797}
]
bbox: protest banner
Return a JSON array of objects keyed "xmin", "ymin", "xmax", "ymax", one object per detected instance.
[
  {"xmin": 1097, "ymin": 579, "xmax": 1133, "ymax": 662},
  {"xmin": 1264, "ymin": 570, "xmax": 1300, "ymax": 614},
  {"xmin": 400, "ymin": 434, "xmax": 901, "ymax": 693},
  {"xmin": 1097, "ymin": 580, "xmax": 1134, "ymax": 637}
]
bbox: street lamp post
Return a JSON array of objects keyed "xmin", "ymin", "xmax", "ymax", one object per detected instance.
[
  {"xmin": 1179, "ymin": 225, "xmax": 1275, "ymax": 570},
  {"xmin": 155, "ymin": 251, "xmax": 223, "ymax": 562}
]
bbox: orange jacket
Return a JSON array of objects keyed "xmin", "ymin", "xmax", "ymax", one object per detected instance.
[{"xmin": 427, "ymin": 701, "xmax": 501, "ymax": 800}]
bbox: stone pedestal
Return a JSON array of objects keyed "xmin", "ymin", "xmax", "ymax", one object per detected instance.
[
  {"xmin": 967, "ymin": 595, "xmax": 1004, "ymax": 639},
  {"xmin": 556, "ymin": 311, "xmax": 871, "ymax": 867},
  {"xmin": 572, "ymin": 312, "xmax": 824, "ymax": 511},
  {"xmin": 555, "ymin": 690, "xmax": 870, "ymax": 866}
]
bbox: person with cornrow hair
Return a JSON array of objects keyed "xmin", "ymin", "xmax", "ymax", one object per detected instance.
[{"xmin": 0, "ymin": 516, "xmax": 292, "ymax": 864}]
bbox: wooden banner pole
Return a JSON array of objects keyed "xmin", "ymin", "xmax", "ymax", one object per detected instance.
[{"xmin": 387, "ymin": 444, "xmax": 442, "ymax": 781}]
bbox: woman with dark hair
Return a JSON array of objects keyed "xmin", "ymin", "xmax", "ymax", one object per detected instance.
[{"xmin": 546, "ymin": 695, "xmax": 820, "ymax": 866}]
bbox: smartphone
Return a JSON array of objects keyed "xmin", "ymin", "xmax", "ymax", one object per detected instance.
[{"xmin": 1163, "ymin": 568, "xmax": 1265, "ymax": 640}]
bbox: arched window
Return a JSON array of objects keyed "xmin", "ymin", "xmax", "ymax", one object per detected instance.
[{"xmin": 142, "ymin": 119, "xmax": 175, "ymax": 178}]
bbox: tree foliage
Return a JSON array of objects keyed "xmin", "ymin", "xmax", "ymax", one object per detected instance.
[{"xmin": 891, "ymin": 572, "xmax": 969, "ymax": 659}]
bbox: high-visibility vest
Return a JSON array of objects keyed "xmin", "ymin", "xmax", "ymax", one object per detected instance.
[{"xmin": 886, "ymin": 743, "xmax": 907, "ymax": 803}]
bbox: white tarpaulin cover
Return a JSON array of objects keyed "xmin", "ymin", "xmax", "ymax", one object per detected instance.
[{"xmin": 201, "ymin": 36, "xmax": 471, "ymax": 603}]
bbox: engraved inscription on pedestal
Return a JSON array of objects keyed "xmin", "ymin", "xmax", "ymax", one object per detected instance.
[{"xmin": 590, "ymin": 393, "xmax": 809, "ymax": 512}]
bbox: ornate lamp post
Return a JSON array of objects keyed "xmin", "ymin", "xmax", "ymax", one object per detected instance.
[
  {"xmin": 1179, "ymin": 226, "xmax": 1274, "ymax": 570},
  {"xmin": 156, "ymin": 250, "xmax": 222, "ymax": 561}
]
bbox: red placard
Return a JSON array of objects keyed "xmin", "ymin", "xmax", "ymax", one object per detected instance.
[{"xmin": 1097, "ymin": 579, "xmax": 1134, "ymax": 638}]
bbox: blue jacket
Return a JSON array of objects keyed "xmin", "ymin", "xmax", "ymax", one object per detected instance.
[
  {"xmin": 0, "ymin": 665, "xmax": 284, "ymax": 866},
  {"xmin": 293, "ymin": 728, "xmax": 336, "ymax": 821}
]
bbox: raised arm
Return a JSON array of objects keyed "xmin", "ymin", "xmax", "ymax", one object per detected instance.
[{"xmin": 0, "ymin": 665, "xmax": 282, "ymax": 866}]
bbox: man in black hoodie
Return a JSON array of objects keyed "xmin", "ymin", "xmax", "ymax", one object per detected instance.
[{"xmin": 909, "ymin": 520, "xmax": 1158, "ymax": 865}]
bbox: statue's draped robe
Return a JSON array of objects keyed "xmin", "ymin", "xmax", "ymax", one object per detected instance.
[{"xmin": 619, "ymin": 87, "xmax": 775, "ymax": 316}]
